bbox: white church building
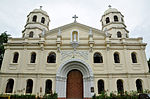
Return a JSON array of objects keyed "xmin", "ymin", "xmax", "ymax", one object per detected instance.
[{"xmin": 0, "ymin": 6, "xmax": 150, "ymax": 99}]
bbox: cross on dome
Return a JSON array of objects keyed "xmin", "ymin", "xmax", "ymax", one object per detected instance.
[
  {"xmin": 40, "ymin": 6, "xmax": 43, "ymax": 9},
  {"xmin": 72, "ymin": 15, "xmax": 78, "ymax": 23},
  {"xmin": 108, "ymin": 5, "xmax": 112, "ymax": 8}
]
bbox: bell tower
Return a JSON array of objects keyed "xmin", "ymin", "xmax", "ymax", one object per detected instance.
[
  {"xmin": 22, "ymin": 6, "xmax": 50, "ymax": 38},
  {"xmin": 101, "ymin": 6, "xmax": 129, "ymax": 38}
]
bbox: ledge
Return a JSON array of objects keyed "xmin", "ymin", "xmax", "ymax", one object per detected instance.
[
  {"xmin": 9, "ymin": 63, "xmax": 18, "ymax": 70},
  {"xmin": 93, "ymin": 63, "xmax": 104, "ymax": 67},
  {"xmin": 27, "ymin": 63, "xmax": 36, "ymax": 70},
  {"xmin": 45, "ymin": 63, "xmax": 57, "ymax": 70}
]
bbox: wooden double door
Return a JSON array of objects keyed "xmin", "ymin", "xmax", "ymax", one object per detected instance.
[{"xmin": 66, "ymin": 69, "xmax": 83, "ymax": 99}]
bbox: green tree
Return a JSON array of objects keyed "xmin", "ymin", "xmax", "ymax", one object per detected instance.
[
  {"xmin": 148, "ymin": 58, "xmax": 150, "ymax": 72},
  {"xmin": 0, "ymin": 31, "xmax": 10, "ymax": 69}
]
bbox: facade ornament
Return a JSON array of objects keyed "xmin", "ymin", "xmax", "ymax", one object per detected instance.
[
  {"xmin": 104, "ymin": 28, "xmax": 111, "ymax": 38},
  {"xmin": 60, "ymin": 51, "xmax": 88, "ymax": 61},
  {"xmin": 88, "ymin": 28, "xmax": 94, "ymax": 52},
  {"xmin": 57, "ymin": 29, "xmax": 62, "ymax": 52},
  {"xmin": 71, "ymin": 41, "xmax": 79, "ymax": 51}
]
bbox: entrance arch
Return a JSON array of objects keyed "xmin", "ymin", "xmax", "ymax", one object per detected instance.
[
  {"xmin": 67, "ymin": 70, "xmax": 83, "ymax": 99},
  {"xmin": 56, "ymin": 59, "xmax": 94, "ymax": 99}
]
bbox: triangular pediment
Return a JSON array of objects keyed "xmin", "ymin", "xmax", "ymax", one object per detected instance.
[{"xmin": 45, "ymin": 22, "xmax": 106, "ymax": 39}]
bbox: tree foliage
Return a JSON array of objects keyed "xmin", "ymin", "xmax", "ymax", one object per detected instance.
[{"xmin": 0, "ymin": 31, "xmax": 10, "ymax": 69}]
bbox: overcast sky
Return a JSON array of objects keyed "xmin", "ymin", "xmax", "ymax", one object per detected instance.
[{"xmin": 0, "ymin": 0, "xmax": 150, "ymax": 59}]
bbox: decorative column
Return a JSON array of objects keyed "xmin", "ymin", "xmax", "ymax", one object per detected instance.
[
  {"xmin": 57, "ymin": 29, "xmax": 62, "ymax": 52},
  {"xmin": 56, "ymin": 76, "xmax": 67, "ymax": 99},
  {"xmin": 39, "ymin": 29, "xmax": 46, "ymax": 51},
  {"xmin": 83, "ymin": 76, "xmax": 94, "ymax": 98},
  {"xmin": 105, "ymin": 29, "xmax": 112, "ymax": 93},
  {"xmin": 88, "ymin": 29, "xmax": 94, "ymax": 52}
]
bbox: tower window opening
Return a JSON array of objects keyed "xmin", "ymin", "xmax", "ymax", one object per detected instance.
[
  {"xmin": 114, "ymin": 15, "xmax": 119, "ymax": 22},
  {"xmin": 126, "ymin": 34, "xmax": 128, "ymax": 38},
  {"xmin": 117, "ymin": 31, "xmax": 122, "ymax": 38},
  {"xmin": 27, "ymin": 18, "xmax": 29, "ymax": 22},
  {"xmin": 106, "ymin": 17, "xmax": 110, "ymax": 24},
  {"xmin": 121, "ymin": 18, "xmax": 124, "ymax": 22},
  {"xmin": 29, "ymin": 31, "xmax": 34, "ymax": 38},
  {"xmin": 32, "ymin": 15, "xmax": 37, "ymax": 22},
  {"xmin": 41, "ymin": 17, "xmax": 45, "ymax": 24}
]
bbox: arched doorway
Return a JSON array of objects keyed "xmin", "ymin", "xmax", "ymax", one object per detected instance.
[
  {"xmin": 56, "ymin": 59, "xmax": 94, "ymax": 99},
  {"xmin": 67, "ymin": 69, "xmax": 83, "ymax": 99}
]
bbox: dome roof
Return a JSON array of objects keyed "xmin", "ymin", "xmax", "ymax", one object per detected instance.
[
  {"xmin": 104, "ymin": 7, "xmax": 119, "ymax": 15},
  {"xmin": 32, "ymin": 8, "xmax": 48, "ymax": 16}
]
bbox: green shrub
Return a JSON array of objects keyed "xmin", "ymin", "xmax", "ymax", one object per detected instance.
[
  {"xmin": 43, "ymin": 92, "xmax": 58, "ymax": 99},
  {"xmin": 92, "ymin": 91, "xmax": 139, "ymax": 99},
  {"xmin": 10, "ymin": 94, "xmax": 36, "ymax": 99}
]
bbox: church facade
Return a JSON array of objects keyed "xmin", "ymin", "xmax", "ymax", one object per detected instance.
[{"xmin": 0, "ymin": 7, "xmax": 150, "ymax": 99}]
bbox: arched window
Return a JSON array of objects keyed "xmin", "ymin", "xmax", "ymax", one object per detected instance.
[
  {"xmin": 106, "ymin": 17, "xmax": 110, "ymax": 24},
  {"xmin": 45, "ymin": 80, "xmax": 52, "ymax": 94},
  {"xmin": 72, "ymin": 31, "xmax": 78, "ymax": 42},
  {"xmin": 13, "ymin": 52, "xmax": 19, "ymax": 63},
  {"xmin": 29, "ymin": 31, "xmax": 34, "ymax": 38},
  {"xmin": 126, "ymin": 34, "xmax": 128, "ymax": 38},
  {"xmin": 117, "ymin": 79, "xmax": 124, "ymax": 93},
  {"xmin": 114, "ymin": 15, "xmax": 118, "ymax": 22},
  {"xmin": 131, "ymin": 52, "xmax": 137, "ymax": 63},
  {"xmin": 136, "ymin": 79, "xmax": 143, "ymax": 93},
  {"xmin": 117, "ymin": 31, "xmax": 122, "ymax": 38},
  {"xmin": 23, "ymin": 33, "xmax": 25, "ymax": 38},
  {"xmin": 32, "ymin": 15, "xmax": 37, "ymax": 22},
  {"xmin": 121, "ymin": 18, "xmax": 124, "ymax": 22},
  {"xmin": 5, "ymin": 79, "xmax": 14, "ymax": 93},
  {"xmin": 27, "ymin": 18, "xmax": 29, "ymax": 22},
  {"xmin": 47, "ymin": 52, "xmax": 56, "ymax": 63},
  {"xmin": 94, "ymin": 52, "xmax": 103, "ymax": 63},
  {"xmin": 41, "ymin": 17, "xmax": 45, "ymax": 24},
  {"xmin": 26, "ymin": 79, "xmax": 33, "ymax": 93},
  {"xmin": 30, "ymin": 52, "xmax": 36, "ymax": 63},
  {"xmin": 114, "ymin": 52, "xmax": 120, "ymax": 63},
  {"xmin": 98, "ymin": 80, "xmax": 104, "ymax": 94}
]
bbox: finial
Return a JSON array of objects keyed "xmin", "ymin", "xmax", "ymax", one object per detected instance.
[
  {"xmin": 72, "ymin": 14, "xmax": 78, "ymax": 23},
  {"xmin": 42, "ymin": 28, "xmax": 45, "ymax": 36},
  {"xmin": 108, "ymin": 5, "xmax": 112, "ymax": 8},
  {"xmin": 89, "ymin": 28, "xmax": 92, "ymax": 35},
  {"xmin": 104, "ymin": 28, "xmax": 107, "ymax": 32},
  {"xmin": 58, "ymin": 29, "xmax": 61, "ymax": 35},
  {"xmin": 40, "ymin": 6, "xmax": 42, "ymax": 9}
]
